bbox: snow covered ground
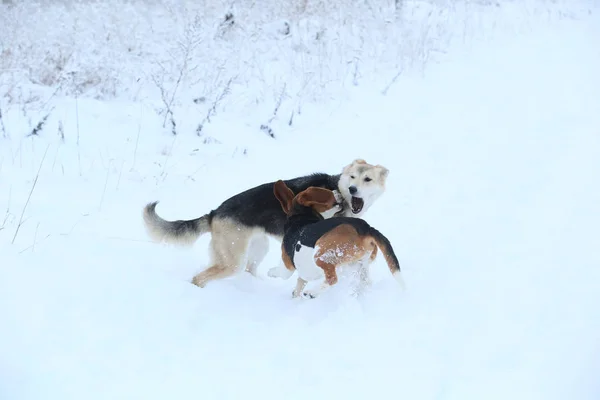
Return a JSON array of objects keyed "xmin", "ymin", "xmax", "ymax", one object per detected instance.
[{"xmin": 1, "ymin": 0, "xmax": 600, "ymax": 399}]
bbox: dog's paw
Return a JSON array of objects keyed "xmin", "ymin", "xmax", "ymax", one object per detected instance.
[
  {"xmin": 301, "ymin": 291, "xmax": 317, "ymax": 299},
  {"xmin": 191, "ymin": 276, "xmax": 206, "ymax": 288}
]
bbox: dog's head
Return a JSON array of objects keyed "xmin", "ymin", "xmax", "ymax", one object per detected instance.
[
  {"xmin": 338, "ymin": 159, "xmax": 389, "ymax": 217},
  {"xmin": 274, "ymin": 180, "xmax": 340, "ymax": 218}
]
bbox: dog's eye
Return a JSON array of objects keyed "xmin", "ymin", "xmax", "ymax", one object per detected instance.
[
  {"xmin": 364, "ymin": 177, "xmax": 372, "ymax": 182},
  {"xmin": 350, "ymin": 175, "xmax": 355, "ymax": 179}
]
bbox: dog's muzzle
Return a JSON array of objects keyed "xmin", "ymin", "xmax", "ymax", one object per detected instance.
[{"xmin": 350, "ymin": 196, "xmax": 364, "ymax": 214}]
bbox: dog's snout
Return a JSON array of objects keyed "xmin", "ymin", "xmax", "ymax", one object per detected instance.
[{"xmin": 349, "ymin": 186, "xmax": 357, "ymax": 195}]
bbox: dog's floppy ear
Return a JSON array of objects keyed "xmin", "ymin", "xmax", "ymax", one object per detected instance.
[
  {"xmin": 296, "ymin": 187, "xmax": 337, "ymax": 213},
  {"xmin": 273, "ymin": 180, "xmax": 295, "ymax": 215}
]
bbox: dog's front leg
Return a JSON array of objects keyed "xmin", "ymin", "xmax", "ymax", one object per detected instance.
[
  {"xmin": 302, "ymin": 280, "xmax": 333, "ymax": 299},
  {"xmin": 245, "ymin": 234, "xmax": 269, "ymax": 277},
  {"xmin": 301, "ymin": 263, "xmax": 338, "ymax": 299},
  {"xmin": 292, "ymin": 278, "xmax": 308, "ymax": 298}
]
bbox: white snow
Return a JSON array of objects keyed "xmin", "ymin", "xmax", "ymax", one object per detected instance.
[{"xmin": 1, "ymin": 0, "xmax": 600, "ymax": 399}]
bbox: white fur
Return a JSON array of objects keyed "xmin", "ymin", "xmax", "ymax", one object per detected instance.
[
  {"xmin": 294, "ymin": 243, "xmax": 325, "ymax": 282},
  {"xmin": 319, "ymin": 204, "xmax": 342, "ymax": 219},
  {"xmin": 337, "ymin": 160, "xmax": 388, "ymax": 218},
  {"xmin": 266, "ymin": 261, "xmax": 294, "ymax": 279},
  {"xmin": 295, "ymin": 245, "xmax": 375, "ymax": 299},
  {"xmin": 268, "ymin": 195, "xmax": 342, "ymax": 278},
  {"xmin": 301, "ymin": 281, "xmax": 332, "ymax": 299},
  {"xmin": 292, "ymin": 278, "xmax": 307, "ymax": 298},
  {"xmin": 350, "ymin": 254, "xmax": 375, "ymax": 297},
  {"xmin": 245, "ymin": 234, "xmax": 270, "ymax": 276},
  {"xmin": 276, "ymin": 243, "xmax": 334, "ymax": 299},
  {"xmin": 319, "ymin": 190, "xmax": 344, "ymax": 219}
]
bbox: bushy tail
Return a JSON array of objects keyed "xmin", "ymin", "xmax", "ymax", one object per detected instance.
[
  {"xmin": 368, "ymin": 227, "xmax": 406, "ymax": 289},
  {"xmin": 142, "ymin": 201, "xmax": 210, "ymax": 247}
]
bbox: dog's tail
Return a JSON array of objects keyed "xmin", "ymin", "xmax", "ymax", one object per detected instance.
[
  {"xmin": 142, "ymin": 201, "xmax": 211, "ymax": 247},
  {"xmin": 368, "ymin": 227, "xmax": 406, "ymax": 289}
]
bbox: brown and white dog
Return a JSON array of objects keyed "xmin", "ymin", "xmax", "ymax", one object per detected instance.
[{"xmin": 269, "ymin": 180, "xmax": 405, "ymax": 299}]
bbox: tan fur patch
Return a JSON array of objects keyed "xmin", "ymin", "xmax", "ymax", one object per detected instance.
[
  {"xmin": 191, "ymin": 217, "xmax": 258, "ymax": 288},
  {"xmin": 281, "ymin": 243, "xmax": 296, "ymax": 272},
  {"xmin": 314, "ymin": 224, "xmax": 372, "ymax": 268},
  {"xmin": 314, "ymin": 260, "xmax": 339, "ymax": 286},
  {"xmin": 368, "ymin": 239, "xmax": 378, "ymax": 262}
]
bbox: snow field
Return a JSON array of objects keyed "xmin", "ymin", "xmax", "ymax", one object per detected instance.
[{"xmin": 1, "ymin": 1, "xmax": 600, "ymax": 399}]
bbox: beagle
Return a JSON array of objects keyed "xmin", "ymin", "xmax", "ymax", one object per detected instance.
[{"xmin": 270, "ymin": 180, "xmax": 405, "ymax": 298}]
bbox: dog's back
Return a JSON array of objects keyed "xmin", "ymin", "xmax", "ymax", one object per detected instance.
[
  {"xmin": 297, "ymin": 217, "xmax": 371, "ymax": 247},
  {"xmin": 143, "ymin": 172, "xmax": 341, "ymax": 245},
  {"xmin": 214, "ymin": 173, "xmax": 340, "ymax": 237},
  {"xmin": 282, "ymin": 217, "xmax": 371, "ymax": 261}
]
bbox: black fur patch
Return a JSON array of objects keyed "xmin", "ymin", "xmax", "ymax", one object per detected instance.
[
  {"xmin": 283, "ymin": 216, "xmax": 372, "ymax": 264},
  {"xmin": 212, "ymin": 172, "xmax": 341, "ymax": 237}
]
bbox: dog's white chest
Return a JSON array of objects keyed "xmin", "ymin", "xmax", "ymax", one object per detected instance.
[{"xmin": 294, "ymin": 242, "xmax": 323, "ymax": 281}]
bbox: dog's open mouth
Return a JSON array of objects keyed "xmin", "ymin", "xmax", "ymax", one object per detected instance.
[{"xmin": 351, "ymin": 196, "xmax": 364, "ymax": 214}]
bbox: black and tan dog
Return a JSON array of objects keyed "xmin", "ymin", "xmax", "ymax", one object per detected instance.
[{"xmin": 269, "ymin": 180, "xmax": 405, "ymax": 298}]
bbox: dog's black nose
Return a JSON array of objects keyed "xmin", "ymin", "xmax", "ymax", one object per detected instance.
[{"xmin": 349, "ymin": 186, "xmax": 357, "ymax": 195}]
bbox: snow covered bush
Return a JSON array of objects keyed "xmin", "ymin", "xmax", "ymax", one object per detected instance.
[{"xmin": 0, "ymin": 0, "xmax": 593, "ymax": 140}]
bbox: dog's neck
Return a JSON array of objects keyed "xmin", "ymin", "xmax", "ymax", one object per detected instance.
[
  {"xmin": 333, "ymin": 206, "xmax": 346, "ymax": 218},
  {"xmin": 284, "ymin": 205, "xmax": 324, "ymax": 233},
  {"xmin": 333, "ymin": 197, "xmax": 351, "ymax": 218}
]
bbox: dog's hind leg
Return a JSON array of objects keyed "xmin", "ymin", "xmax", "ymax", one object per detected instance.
[
  {"xmin": 191, "ymin": 218, "xmax": 252, "ymax": 288},
  {"xmin": 245, "ymin": 234, "xmax": 269, "ymax": 277},
  {"xmin": 301, "ymin": 261, "xmax": 338, "ymax": 299},
  {"xmin": 361, "ymin": 245, "xmax": 377, "ymax": 285},
  {"xmin": 353, "ymin": 243, "xmax": 377, "ymax": 296},
  {"xmin": 354, "ymin": 257, "xmax": 374, "ymax": 297}
]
